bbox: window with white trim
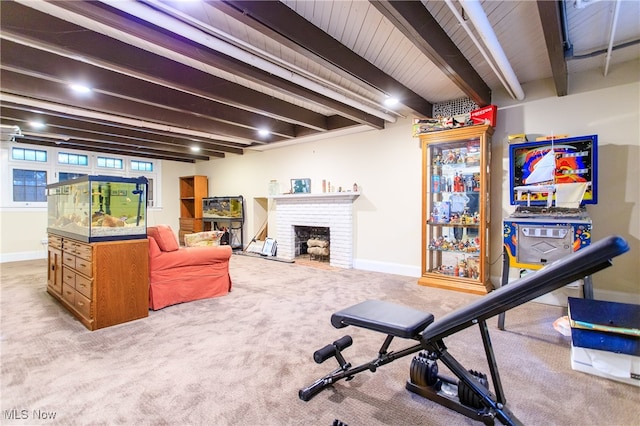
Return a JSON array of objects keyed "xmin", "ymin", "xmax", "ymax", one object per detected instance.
[
  {"xmin": 12, "ymin": 147, "xmax": 47, "ymax": 162},
  {"xmin": 97, "ymin": 156, "xmax": 123, "ymax": 170},
  {"xmin": 12, "ymin": 169, "xmax": 48, "ymax": 202},
  {"xmin": 58, "ymin": 152, "xmax": 89, "ymax": 166},
  {"xmin": 131, "ymin": 160, "xmax": 153, "ymax": 172}
]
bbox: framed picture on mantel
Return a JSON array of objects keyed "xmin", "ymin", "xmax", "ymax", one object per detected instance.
[{"xmin": 291, "ymin": 178, "xmax": 311, "ymax": 194}]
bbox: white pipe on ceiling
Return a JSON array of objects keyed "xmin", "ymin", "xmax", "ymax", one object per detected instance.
[
  {"xmin": 603, "ymin": 0, "xmax": 621, "ymax": 76},
  {"xmin": 444, "ymin": 0, "xmax": 516, "ymax": 100},
  {"xmin": 458, "ymin": 0, "xmax": 525, "ymax": 101}
]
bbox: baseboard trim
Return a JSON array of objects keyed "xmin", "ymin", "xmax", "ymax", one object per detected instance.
[
  {"xmin": 594, "ymin": 288, "xmax": 640, "ymax": 305},
  {"xmin": 0, "ymin": 250, "xmax": 47, "ymax": 263},
  {"xmin": 352, "ymin": 258, "xmax": 420, "ymax": 277}
]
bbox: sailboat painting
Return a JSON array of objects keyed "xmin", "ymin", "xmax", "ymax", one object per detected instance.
[{"xmin": 509, "ymin": 135, "xmax": 598, "ymax": 206}]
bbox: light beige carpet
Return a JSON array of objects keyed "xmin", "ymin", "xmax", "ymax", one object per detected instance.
[{"xmin": 1, "ymin": 255, "xmax": 638, "ymax": 425}]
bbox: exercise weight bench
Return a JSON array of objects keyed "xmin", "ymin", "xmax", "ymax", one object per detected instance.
[{"xmin": 299, "ymin": 236, "xmax": 630, "ymax": 425}]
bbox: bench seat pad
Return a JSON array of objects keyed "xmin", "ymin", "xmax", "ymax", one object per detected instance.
[{"xmin": 331, "ymin": 300, "xmax": 434, "ymax": 339}]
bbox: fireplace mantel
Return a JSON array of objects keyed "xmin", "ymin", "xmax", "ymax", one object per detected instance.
[{"xmin": 269, "ymin": 192, "xmax": 360, "ymax": 202}]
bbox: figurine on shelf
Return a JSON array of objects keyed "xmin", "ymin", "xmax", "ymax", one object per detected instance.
[
  {"xmin": 473, "ymin": 173, "xmax": 481, "ymax": 191},
  {"xmin": 432, "ymin": 175, "xmax": 441, "ymax": 193},
  {"xmin": 444, "ymin": 150, "xmax": 456, "ymax": 164},
  {"xmin": 453, "ymin": 173, "xmax": 464, "ymax": 192},
  {"xmin": 458, "ymin": 259, "xmax": 467, "ymax": 277},
  {"xmin": 460, "ymin": 209, "xmax": 469, "ymax": 225},
  {"xmin": 433, "ymin": 152, "xmax": 442, "ymax": 166},
  {"xmin": 465, "ymin": 175, "xmax": 475, "ymax": 192},
  {"xmin": 468, "ymin": 265, "xmax": 477, "ymax": 279}
]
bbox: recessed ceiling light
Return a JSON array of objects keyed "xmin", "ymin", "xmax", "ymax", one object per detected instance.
[
  {"xmin": 69, "ymin": 83, "xmax": 92, "ymax": 93},
  {"xmin": 258, "ymin": 129, "xmax": 270, "ymax": 137},
  {"xmin": 29, "ymin": 121, "xmax": 45, "ymax": 129},
  {"xmin": 384, "ymin": 97, "xmax": 399, "ymax": 107},
  {"xmin": 190, "ymin": 146, "xmax": 201, "ymax": 152}
]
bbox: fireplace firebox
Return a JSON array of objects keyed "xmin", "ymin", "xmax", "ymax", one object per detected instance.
[{"xmin": 294, "ymin": 226, "xmax": 330, "ymax": 261}]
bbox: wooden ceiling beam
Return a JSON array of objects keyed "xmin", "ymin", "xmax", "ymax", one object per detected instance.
[
  {"xmin": 537, "ymin": 0, "xmax": 568, "ymax": 97},
  {"xmin": 370, "ymin": 0, "xmax": 492, "ymax": 107}
]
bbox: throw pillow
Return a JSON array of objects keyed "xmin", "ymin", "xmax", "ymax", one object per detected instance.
[
  {"xmin": 147, "ymin": 225, "xmax": 179, "ymax": 252},
  {"xmin": 184, "ymin": 231, "xmax": 224, "ymax": 247}
]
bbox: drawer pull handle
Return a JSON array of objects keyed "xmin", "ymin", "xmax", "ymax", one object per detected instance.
[{"xmin": 77, "ymin": 301, "xmax": 84, "ymax": 307}]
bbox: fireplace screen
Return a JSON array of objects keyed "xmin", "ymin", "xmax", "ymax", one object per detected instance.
[{"xmin": 294, "ymin": 226, "xmax": 330, "ymax": 261}]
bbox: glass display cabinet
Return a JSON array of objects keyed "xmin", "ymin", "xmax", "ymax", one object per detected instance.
[
  {"xmin": 419, "ymin": 125, "xmax": 493, "ymax": 294},
  {"xmin": 47, "ymin": 175, "xmax": 148, "ymax": 242}
]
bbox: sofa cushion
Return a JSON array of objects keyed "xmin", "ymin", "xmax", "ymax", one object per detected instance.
[
  {"xmin": 147, "ymin": 225, "xmax": 179, "ymax": 252},
  {"xmin": 184, "ymin": 230, "xmax": 225, "ymax": 247}
]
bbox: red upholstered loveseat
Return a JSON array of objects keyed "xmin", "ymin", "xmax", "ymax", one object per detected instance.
[{"xmin": 147, "ymin": 225, "xmax": 232, "ymax": 310}]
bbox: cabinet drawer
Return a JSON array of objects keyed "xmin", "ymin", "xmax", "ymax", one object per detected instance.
[
  {"xmin": 49, "ymin": 235, "xmax": 62, "ymax": 250},
  {"xmin": 179, "ymin": 218, "xmax": 195, "ymax": 231},
  {"xmin": 62, "ymin": 267, "xmax": 76, "ymax": 289},
  {"xmin": 75, "ymin": 257, "xmax": 93, "ymax": 278},
  {"xmin": 74, "ymin": 292, "xmax": 92, "ymax": 319},
  {"xmin": 62, "ymin": 286, "xmax": 75, "ymax": 306},
  {"xmin": 74, "ymin": 244, "xmax": 92, "ymax": 262},
  {"xmin": 63, "ymin": 253, "xmax": 76, "ymax": 269},
  {"xmin": 75, "ymin": 274, "xmax": 92, "ymax": 299}
]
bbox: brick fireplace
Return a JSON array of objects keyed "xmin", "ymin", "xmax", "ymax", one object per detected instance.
[{"xmin": 271, "ymin": 192, "xmax": 360, "ymax": 268}]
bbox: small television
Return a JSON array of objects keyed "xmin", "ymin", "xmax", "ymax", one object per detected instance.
[{"xmin": 509, "ymin": 134, "xmax": 598, "ymax": 206}]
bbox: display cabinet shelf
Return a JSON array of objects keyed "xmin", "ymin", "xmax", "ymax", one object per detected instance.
[{"xmin": 419, "ymin": 125, "xmax": 493, "ymax": 294}]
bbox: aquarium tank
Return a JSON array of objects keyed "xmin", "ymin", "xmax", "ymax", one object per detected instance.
[{"xmin": 46, "ymin": 175, "xmax": 148, "ymax": 242}]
